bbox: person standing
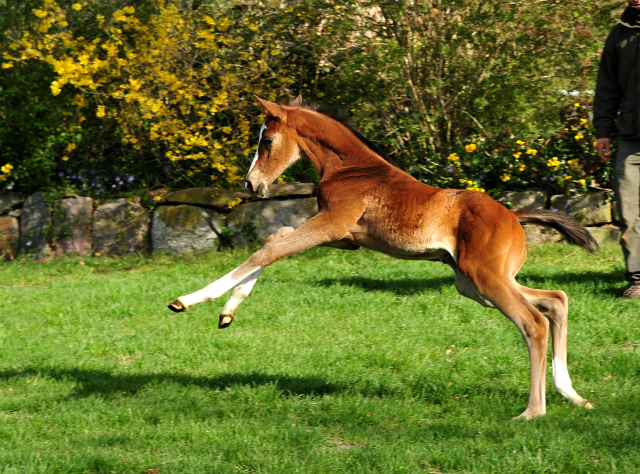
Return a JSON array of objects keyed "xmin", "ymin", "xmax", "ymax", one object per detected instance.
[{"xmin": 594, "ymin": 0, "xmax": 640, "ymax": 298}]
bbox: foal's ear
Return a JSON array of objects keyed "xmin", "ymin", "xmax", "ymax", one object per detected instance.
[
  {"xmin": 253, "ymin": 95, "xmax": 286, "ymax": 121},
  {"xmin": 290, "ymin": 95, "xmax": 303, "ymax": 107}
]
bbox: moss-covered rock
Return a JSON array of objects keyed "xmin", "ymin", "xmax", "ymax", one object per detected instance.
[
  {"xmin": 267, "ymin": 183, "xmax": 316, "ymax": 198},
  {"xmin": 0, "ymin": 192, "xmax": 22, "ymax": 215},
  {"xmin": 20, "ymin": 192, "xmax": 50, "ymax": 258},
  {"xmin": 226, "ymin": 198, "xmax": 318, "ymax": 247},
  {"xmin": 522, "ymin": 224, "xmax": 561, "ymax": 247},
  {"xmin": 497, "ymin": 189, "xmax": 547, "ymax": 210},
  {"xmin": 587, "ymin": 224, "xmax": 621, "ymax": 246},
  {"xmin": 161, "ymin": 187, "xmax": 252, "ymax": 212},
  {"xmin": 152, "ymin": 205, "xmax": 219, "ymax": 254},
  {"xmin": 93, "ymin": 199, "xmax": 150, "ymax": 256},
  {"xmin": 0, "ymin": 216, "xmax": 19, "ymax": 259},
  {"xmin": 53, "ymin": 196, "xmax": 93, "ymax": 257},
  {"xmin": 550, "ymin": 192, "xmax": 612, "ymax": 226}
]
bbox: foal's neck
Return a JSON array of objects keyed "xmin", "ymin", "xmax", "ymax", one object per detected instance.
[{"xmin": 292, "ymin": 110, "xmax": 389, "ymax": 179}]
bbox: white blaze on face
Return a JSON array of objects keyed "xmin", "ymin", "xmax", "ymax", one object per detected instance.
[{"xmin": 247, "ymin": 124, "xmax": 267, "ymax": 178}]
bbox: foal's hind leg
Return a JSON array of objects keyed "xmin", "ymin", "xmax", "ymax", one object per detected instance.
[
  {"xmin": 517, "ymin": 285, "xmax": 592, "ymax": 409},
  {"xmin": 459, "ymin": 265, "xmax": 550, "ymax": 419}
]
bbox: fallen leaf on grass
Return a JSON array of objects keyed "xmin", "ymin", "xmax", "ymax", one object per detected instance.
[{"xmin": 326, "ymin": 438, "xmax": 363, "ymax": 450}]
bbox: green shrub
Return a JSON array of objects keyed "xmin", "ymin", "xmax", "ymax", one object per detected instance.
[
  {"xmin": 0, "ymin": 0, "xmax": 622, "ymax": 197},
  {"xmin": 406, "ymin": 100, "xmax": 613, "ymax": 196}
]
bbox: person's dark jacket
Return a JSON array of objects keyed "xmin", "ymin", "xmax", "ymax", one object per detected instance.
[{"xmin": 594, "ymin": 7, "xmax": 640, "ymax": 140}]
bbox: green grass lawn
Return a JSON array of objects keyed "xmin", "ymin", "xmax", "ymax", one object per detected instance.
[{"xmin": 0, "ymin": 243, "xmax": 638, "ymax": 473}]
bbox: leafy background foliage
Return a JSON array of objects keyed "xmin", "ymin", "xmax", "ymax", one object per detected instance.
[{"xmin": 0, "ymin": 0, "xmax": 624, "ymax": 198}]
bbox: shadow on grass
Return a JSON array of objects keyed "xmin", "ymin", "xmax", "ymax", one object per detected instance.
[
  {"xmin": 313, "ymin": 269, "xmax": 624, "ymax": 298},
  {"xmin": 516, "ymin": 270, "xmax": 625, "ymax": 298},
  {"xmin": 4, "ymin": 366, "xmax": 637, "ymax": 455},
  {"xmin": 314, "ymin": 275, "xmax": 455, "ymax": 296},
  {"xmin": 0, "ymin": 366, "xmax": 527, "ymax": 410},
  {"xmin": 0, "ymin": 367, "xmax": 339, "ymax": 399}
]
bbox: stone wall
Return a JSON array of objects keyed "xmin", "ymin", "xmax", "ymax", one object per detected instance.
[
  {"xmin": 496, "ymin": 189, "xmax": 621, "ymax": 247},
  {"xmin": 0, "ymin": 185, "xmax": 621, "ymax": 260}
]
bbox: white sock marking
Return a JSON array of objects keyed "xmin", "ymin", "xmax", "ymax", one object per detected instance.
[
  {"xmin": 552, "ymin": 356, "xmax": 581, "ymax": 403},
  {"xmin": 179, "ymin": 266, "xmax": 262, "ymax": 308},
  {"xmin": 221, "ymin": 268, "xmax": 264, "ymax": 315}
]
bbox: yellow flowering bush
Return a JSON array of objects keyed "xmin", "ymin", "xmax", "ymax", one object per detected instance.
[
  {"xmin": 0, "ymin": 2, "xmax": 614, "ymax": 197},
  {"xmin": 0, "ymin": 163, "xmax": 14, "ymax": 185},
  {"xmin": 547, "ymin": 157, "xmax": 561, "ymax": 170},
  {"xmin": 3, "ymin": 0, "xmax": 316, "ymax": 189},
  {"xmin": 464, "ymin": 143, "xmax": 477, "ymax": 153},
  {"xmin": 419, "ymin": 101, "xmax": 607, "ymax": 196},
  {"xmin": 459, "ymin": 178, "xmax": 485, "ymax": 193}
]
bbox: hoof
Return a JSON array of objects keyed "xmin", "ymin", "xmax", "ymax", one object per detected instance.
[
  {"xmin": 513, "ymin": 409, "xmax": 545, "ymax": 420},
  {"xmin": 570, "ymin": 397, "xmax": 593, "ymax": 409},
  {"xmin": 168, "ymin": 300, "xmax": 187, "ymax": 313},
  {"xmin": 219, "ymin": 314, "xmax": 234, "ymax": 329}
]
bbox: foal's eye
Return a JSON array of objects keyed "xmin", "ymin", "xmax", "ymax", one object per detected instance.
[{"xmin": 262, "ymin": 137, "xmax": 273, "ymax": 146}]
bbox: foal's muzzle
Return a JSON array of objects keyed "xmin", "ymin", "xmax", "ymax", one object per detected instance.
[{"xmin": 244, "ymin": 180, "xmax": 254, "ymax": 193}]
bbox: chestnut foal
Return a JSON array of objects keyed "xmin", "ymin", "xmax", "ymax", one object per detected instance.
[{"xmin": 169, "ymin": 96, "xmax": 597, "ymax": 419}]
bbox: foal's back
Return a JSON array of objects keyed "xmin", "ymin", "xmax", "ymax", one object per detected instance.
[{"xmin": 327, "ymin": 161, "xmax": 523, "ymax": 263}]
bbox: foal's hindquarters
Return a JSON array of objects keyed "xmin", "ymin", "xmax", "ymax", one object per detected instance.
[{"xmin": 448, "ymin": 199, "xmax": 592, "ymax": 418}]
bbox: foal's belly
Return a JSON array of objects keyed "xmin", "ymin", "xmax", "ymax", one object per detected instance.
[{"xmin": 348, "ymin": 231, "xmax": 454, "ymax": 262}]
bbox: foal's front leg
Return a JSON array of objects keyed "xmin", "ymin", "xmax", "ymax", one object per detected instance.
[
  {"xmin": 167, "ymin": 214, "xmax": 349, "ymax": 315},
  {"xmin": 167, "ymin": 265, "xmax": 263, "ymax": 312}
]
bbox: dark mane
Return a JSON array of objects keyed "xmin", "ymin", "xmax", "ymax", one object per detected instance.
[{"xmin": 285, "ymin": 98, "xmax": 397, "ymax": 167}]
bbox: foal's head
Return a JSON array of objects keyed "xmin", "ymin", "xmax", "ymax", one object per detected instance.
[{"xmin": 244, "ymin": 96, "xmax": 304, "ymax": 197}]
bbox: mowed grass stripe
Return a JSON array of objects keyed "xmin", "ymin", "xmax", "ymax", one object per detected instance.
[{"xmin": 0, "ymin": 244, "xmax": 638, "ymax": 473}]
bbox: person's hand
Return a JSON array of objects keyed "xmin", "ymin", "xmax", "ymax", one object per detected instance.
[{"xmin": 597, "ymin": 138, "xmax": 612, "ymax": 162}]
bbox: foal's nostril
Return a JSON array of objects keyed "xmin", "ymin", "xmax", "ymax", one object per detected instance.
[{"xmin": 244, "ymin": 180, "xmax": 254, "ymax": 193}]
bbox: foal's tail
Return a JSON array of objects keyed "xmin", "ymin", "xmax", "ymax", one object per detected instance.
[{"xmin": 514, "ymin": 208, "xmax": 599, "ymax": 253}]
